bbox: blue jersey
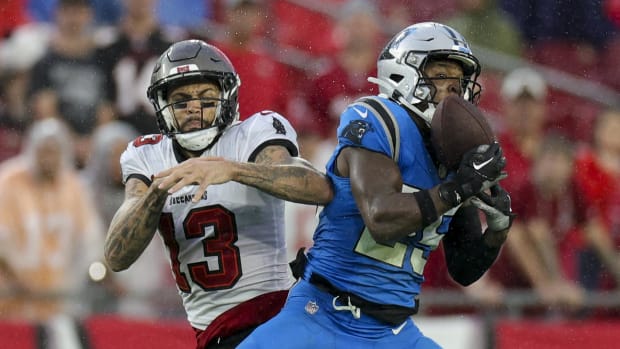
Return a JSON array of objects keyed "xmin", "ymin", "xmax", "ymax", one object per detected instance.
[{"xmin": 305, "ymin": 96, "xmax": 459, "ymax": 309}]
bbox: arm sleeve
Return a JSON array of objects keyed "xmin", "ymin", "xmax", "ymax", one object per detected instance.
[
  {"xmin": 120, "ymin": 138, "xmax": 151, "ymax": 185},
  {"xmin": 442, "ymin": 204, "xmax": 503, "ymax": 286}
]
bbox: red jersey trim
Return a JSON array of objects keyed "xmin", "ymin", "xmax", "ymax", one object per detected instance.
[{"xmin": 193, "ymin": 290, "xmax": 288, "ymax": 348}]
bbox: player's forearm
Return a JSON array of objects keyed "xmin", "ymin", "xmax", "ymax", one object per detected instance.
[
  {"xmin": 363, "ymin": 187, "xmax": 452, "ymax": 243},
  {"xmin": 444, "ymin": 205, "xmax": 500, "ymax": 285},
  {"xmin": 231, "ymin": 160, "xmax": 333, "ymax": 205},
  {"xmin": 104, "ymin": 188, "xmax": 168, "ymax": 272}
]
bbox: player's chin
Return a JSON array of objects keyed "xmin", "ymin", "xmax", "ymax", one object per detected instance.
[{"xmin": 181, "ymin": 126, "xmax": 203, "ymax": 133}]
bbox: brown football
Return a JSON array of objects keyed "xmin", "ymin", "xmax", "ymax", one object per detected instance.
[{"xmin": 430, "ymin": 95, "xmax": 495, "ymax": 170}]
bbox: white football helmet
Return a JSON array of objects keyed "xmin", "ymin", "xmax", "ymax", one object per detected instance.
[
  {"xmin": 368, "ymin": 22, "xmax": 481, "ymax": 125},
  {"xmin": 147, "ymin": 39, "xmax": 241, "ymax": 152}
]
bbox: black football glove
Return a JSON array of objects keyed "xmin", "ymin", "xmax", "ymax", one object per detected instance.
[
  {"xmin": 438, "ymin": 142, "xmax": 506, "ymax": 207},
  {"xmin": 471, "ymin": 184, "xmax": 515, "ymax": 232}
]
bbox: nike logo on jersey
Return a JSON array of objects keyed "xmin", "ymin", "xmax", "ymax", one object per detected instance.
[
  {"xmin": 473, "ymin": 157, "xmax": 494, "ymax": 170},
  {"xmin": 391, "ymin": 321, "xmax": 407, "ymax": 335},
  {"xmin": 353, "ymin": 107, "xmax": 368, "ymax": 119}
]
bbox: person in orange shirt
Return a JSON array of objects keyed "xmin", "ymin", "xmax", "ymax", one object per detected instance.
[{"xmin": 0, "ymin": 118, "xmax": 104, "ymax": 321}]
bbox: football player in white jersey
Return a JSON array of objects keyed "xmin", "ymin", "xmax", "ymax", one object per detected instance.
[{"xmin": 104, "ymin": 39, "xmax": 333, "ymax": 349}]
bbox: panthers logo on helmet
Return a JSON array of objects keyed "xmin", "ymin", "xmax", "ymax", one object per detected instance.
[{"xmin": 341, "ymin": 120, "xmax": 372, "ymax": 145}]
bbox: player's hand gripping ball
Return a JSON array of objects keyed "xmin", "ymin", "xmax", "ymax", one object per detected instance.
[{"xmin": 430, "ymin": 95, "xmax": 496, "ymax": 171}]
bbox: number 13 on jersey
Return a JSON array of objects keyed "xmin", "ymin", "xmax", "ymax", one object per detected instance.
[{"xmin": 158, "ymin": 205, "xmax": 242, "ymax": 292}]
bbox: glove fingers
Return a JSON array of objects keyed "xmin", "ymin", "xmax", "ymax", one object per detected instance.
[
  {"xmin": 470, "ymin": 197, "xmax": 494, "ymax": 212},
  {"xmin": 476, "ymin": 191, "xmax": 495, "ymax": 206}
]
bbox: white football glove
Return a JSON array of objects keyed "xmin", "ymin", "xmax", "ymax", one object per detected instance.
[{"xmin": 470, "ymin": 184, "xmax": 515, "ymax": 232}]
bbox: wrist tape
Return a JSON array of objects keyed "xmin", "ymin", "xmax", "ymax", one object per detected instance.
[{"xmin": 413, "ymin": 190, "xmax": 439, "ymax": 227}]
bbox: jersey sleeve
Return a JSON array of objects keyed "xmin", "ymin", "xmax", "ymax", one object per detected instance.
[
  {"xmin": 336, "ymin": 102, "xmax": 394, "ymax": 159},
  {"xmin": 120, "ymin": 136, "xmax": 152, "ymax": 185},
  {"xmin": 241, "ymin": 111, "xmax": 299, "ymax": 162}
]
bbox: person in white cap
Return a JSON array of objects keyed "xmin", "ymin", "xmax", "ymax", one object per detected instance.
[
  {"xmin": 497, "ymin": 67, "xmax": 548, "ymax": 193},
  {"xmin": 490, "ymin": 67, "xmax": 585, "ymax": 311}
]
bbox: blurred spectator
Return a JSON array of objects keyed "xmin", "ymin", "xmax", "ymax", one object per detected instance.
[
  {"xmin": 208, "ymin": 0, "xmax": 293, "ymax": 119},
  {"xmin": 485, "ymin": 67, "xmax": 569, "ymax": 313},
  {"xmin": 524, "ymin": 40, "xmax": 601, "ymax": 81},
  {"xmin": 606, "ymin": 0, "xmax": 620, "ymax": 28},
  {"xmin": 491, "ymin": 135, "xmax": 585, "ymax": 312},
  {"xmin": 96, "ymin": 0, "xmax": 183, "ymax": 135},
  {"xmin": 573, "ymin": 108, "xmax": 620, "ymax": 294},
  {"xmin": 599, "ymin": 37, "xmax": 620, "ymax": 92},
  {"xmin": 496, "ymin": 67, "xmax": 548, "ymax": 194},
  {"xmin": 29, "ymin": 0, "xmax": 124, "ymax": 26},
  {"xmin": 0, "ymin": 23, "xmax": 50, "ymax": 74},
  {"xmin": 376, "ymin": 0, "xmax": 459, "ymax": 35},
  {"xmin": 157, "ymin": 0, "xmax": 211, "ymax": 30},
  {"xmin": 302, "ymin": 0, "xmax": 383, "ymax": 139},
  {"xmin": 442, "ymin": 0, "xmax": 523, "ymax": 57},
  {"xmin": 29, "ymin": 0, "xmax": 211, "ymax": 28},
  {"xmin": 81, "ymin": 120, "xmax": 181, "ymax": 318},
  {"xmin": 501, "ymin": 0, "xmax": 618, "ymax": 49},
  {"xmin": 0, "ymin": 71, "xmax": 29, "ymax": 162},
  {"xmin": 82, "ymin": 121, "xmax": 139, "ymax": 224},
  {"xmin": 502, "ymin": 1, "xmax": 613, "ymax": 93},
  {"xmin": 0, "ymin": 0, "xmax": 30, "ymax": 38},
  {"xmin": 27, "ymin": 0, "xmax": 108, "ymax": 168},
  {"xmin": 271, "ymin": 0, "xmax": 344, "ymax": 57},
  {"xmin": 0, "ymin": 118, "xmax": 104, "ymax": 321},
  {"xmin": 0, "ymin": 21, "xmax": 51, "ymax": 162}
]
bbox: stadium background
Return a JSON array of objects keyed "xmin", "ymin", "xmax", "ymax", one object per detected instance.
[{"xmin": 1, "ymin": 0, "xmax": 620, "ymax": 348}]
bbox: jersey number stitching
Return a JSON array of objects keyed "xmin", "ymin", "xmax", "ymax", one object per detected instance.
[
  {"xmin": 159, "ymin": 205, "xmax": 242, "ymax": 293},
  {"xmin": 353, "ymin": 185, "xmax": 447, "ymax": 275}
]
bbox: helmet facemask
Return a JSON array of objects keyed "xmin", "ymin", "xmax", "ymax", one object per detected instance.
[{"xmin": 153, "ymin": 78, "xmax": 237, "ymax": 151}]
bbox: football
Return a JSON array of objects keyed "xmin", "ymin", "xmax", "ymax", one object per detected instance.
[{"xmin": 430, "ymin": 95, "xmax": 495, "ymax": 170}]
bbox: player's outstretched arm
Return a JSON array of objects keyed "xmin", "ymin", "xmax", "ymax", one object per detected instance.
[
  {"xmin": 154, "ymin": 145, "xmax": 333, "ymax": 205},
  {"xmin": 104, "ymin": 178, "xmax": 168, "ymax": 272},
  {"xmin": 235, "ymin": 145, "xmax": 333, "ymax": 204}
]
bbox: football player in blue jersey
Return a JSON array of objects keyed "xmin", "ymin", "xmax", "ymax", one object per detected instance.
[{"xmin": 239, "ymin": 22, "xmax": 513, "ymax": 349}]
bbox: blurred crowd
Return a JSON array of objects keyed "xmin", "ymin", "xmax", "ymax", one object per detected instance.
[{"xmin": 1, "ymin": 0, "xmax": 620, "ymax": 324}]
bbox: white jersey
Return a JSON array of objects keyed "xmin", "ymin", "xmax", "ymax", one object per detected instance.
[{"xmin": 120, "ymin": 111, "xmax": 298, "ymax": 330}]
